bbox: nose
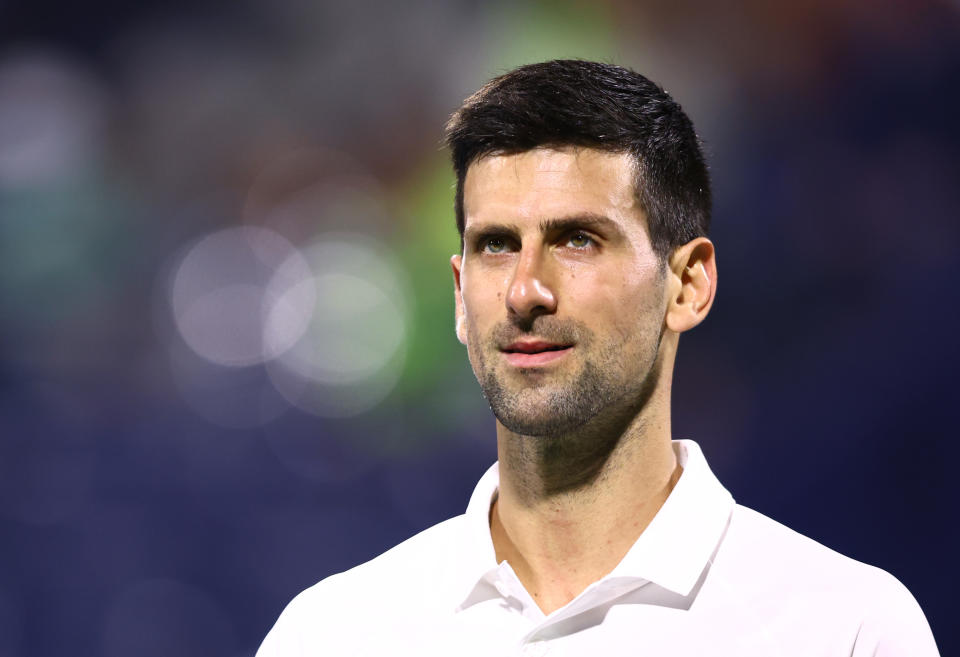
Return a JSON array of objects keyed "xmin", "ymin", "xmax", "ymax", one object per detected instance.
[{"xmin": 505, "ymin": 247, "xmax": 557, "ymax": 321}]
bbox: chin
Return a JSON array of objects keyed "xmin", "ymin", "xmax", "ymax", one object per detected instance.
[
  {"xmin": 490, "ymin": 395, "xmax": 595, "ymax": 437},
  {"xmin": 495, "ymin": 416, "xmax": 571, "ymax": 437}
]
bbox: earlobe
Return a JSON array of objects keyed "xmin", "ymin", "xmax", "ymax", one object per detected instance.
[
  {"xmin": 665, "ymin": 238, "xmax": 717, "ymax": 333},
  {"xmin": 451, "ymin": 254, "xmax": 467, "ymax": 345}
]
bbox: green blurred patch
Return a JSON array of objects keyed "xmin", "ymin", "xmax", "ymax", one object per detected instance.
[
  {"xmin": 393, "ymin": 154, "xmax": 462, "ymax": 397},
  {"xmin": 0, "ymin": 176, "xmax": 133, "ymax": 326},
  {"xmin": 487, "ymin": 0, "xmax": 617, "ymax": 74},
  {"xmin": 372, "ymin": 2, "xmax": 620, "ymax": 445}
]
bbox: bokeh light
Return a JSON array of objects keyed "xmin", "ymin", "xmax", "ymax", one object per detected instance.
[
  {"xmin": 0, "ymin": 49, "xmax": 107, "ymax": 187},
  {"xmin": 3, "ymin": 1, "xmax": 957, "ymax": 655},
  {"xmin": 166, "ymin": 227, "xmax": 410, "ymax": 422},
  {"xmin": 168, "ymin": 226, "xmax": 311, "ymax": 368},
  {"xmin": 266, "ymin": 235, "xmax": 410, "ymax": 418}
]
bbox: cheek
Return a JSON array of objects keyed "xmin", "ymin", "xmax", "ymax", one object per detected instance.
[
  {"xmin": 460, "ymin": 292, "xmax": 497, "ymax": 352},
  {"xmin": 461, "ymin": 273, "xmax": 509, "ymax": 324},
  {"xmin": 573, "ymin": 273, "xmax": 663, "ymax": 340}
]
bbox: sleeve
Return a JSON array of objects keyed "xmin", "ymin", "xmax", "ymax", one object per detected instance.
[{"xmin": 850, "ymin": 571, "xmax": 940, "ymax": 657}]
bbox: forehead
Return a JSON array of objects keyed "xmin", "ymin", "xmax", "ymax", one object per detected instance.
[{"xmin": 463, "ymin": 147, "xmax": 638, "ymax": 223}]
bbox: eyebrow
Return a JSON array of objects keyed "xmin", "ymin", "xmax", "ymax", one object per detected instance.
[
  {"xmin": 464, "ymin": 213, "xmax": 624, "ymax": 245},
  {"xmin": 538, "ymin": 213, "xmax": 623, "ymax": 238},
  {"xmin": 463, "ymin": 222, "xmax": 521, "ymax": 245}
]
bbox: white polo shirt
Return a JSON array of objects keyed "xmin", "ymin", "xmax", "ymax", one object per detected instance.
[{"xmin": 257, "ymin": 440, "xmax": 939, "ymax": 656}]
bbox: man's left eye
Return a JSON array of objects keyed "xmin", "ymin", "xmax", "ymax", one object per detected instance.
[{"xmin": 566, "ymin": 232, "xmax": 593, "ymax": 248}]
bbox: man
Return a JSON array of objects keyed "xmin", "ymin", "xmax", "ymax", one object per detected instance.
[{"xmin": 257, "ymin": 60, "xmax": 939, "ymax": 656}]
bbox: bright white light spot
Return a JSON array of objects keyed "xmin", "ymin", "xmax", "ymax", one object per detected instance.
[
  {"xmin": 169, "ymin": 226, "xmax": 310, "ymax": 367},
  {"xmin": 277, "ymin": 272, "xmax": 403, "ymax": 384},
  {"xmin": 266, "ymin": 235, "xmax": 409, "ymax": 417},
  {"xmin": 176, "ymin": 284, "xmax": 263, "ymax": 366},
  {"xmin": 261, "ymin": 252, "xmax": 317, "ymax": 361}
]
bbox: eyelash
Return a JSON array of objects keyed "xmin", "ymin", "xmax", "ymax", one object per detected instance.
[
  {"xmin": 479, "ymin": 235, "xmax": 513, "ymax": 254},
  {"xmin": 476, "ymin": 232, "xmax": 597, "ymax": 254},
  {"xmin": 564, "ymin": 232, "xmax": 595, "ymax": 249}
]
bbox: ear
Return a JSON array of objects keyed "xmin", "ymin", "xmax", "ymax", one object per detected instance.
[
  {"xmin": 665, "ymin": 237, "xmax": 717, "ymax": 333},
  {"xmin": 451, "ymin": 254, "xmax": 467, "ymax": 345}
]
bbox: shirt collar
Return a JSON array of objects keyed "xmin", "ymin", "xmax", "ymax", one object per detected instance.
[
  {"xmin": 452, "ymin": 461, "xmax": 502, "ymax": 609},
  {"xmin": 452, "ymin": 439, "xmax": 735, "ymax": 608},
  {"xmin": 608, "ymin": 439, "xmax": 734, "ymax": 596}
]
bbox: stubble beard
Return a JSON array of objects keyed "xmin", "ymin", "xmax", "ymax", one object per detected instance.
[{"xmin": 470, "ymin": 317, "xmax": 662, "ymax": 438}]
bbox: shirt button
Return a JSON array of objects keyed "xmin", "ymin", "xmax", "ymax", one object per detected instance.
[{"xmin": 522, "ymin": 640, "xmax": 549, "ymax": 656}]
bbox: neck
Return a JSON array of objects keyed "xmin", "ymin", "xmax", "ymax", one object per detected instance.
[{"xmin": 490, "ymin": 368, "xmax": 680, "ymax": 615}]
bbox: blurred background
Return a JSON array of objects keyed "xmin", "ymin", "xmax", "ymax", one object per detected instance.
[{"xmin": 1, "ymin": 0, "xmax": 957, "ymax": 655}]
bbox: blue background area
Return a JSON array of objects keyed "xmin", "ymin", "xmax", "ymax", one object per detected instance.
[{"xmin": 0, "ymin": 1, "xmax": 957, "ymax": 655}]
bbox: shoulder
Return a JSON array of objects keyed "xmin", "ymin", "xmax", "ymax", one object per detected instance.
[
  {"xmin": 255, "ymin": 514, "xmax": 467, "ymax": 657},
  {"xmin": 723, "ymin": 504, "xmax": 880, "ymax": 581},
  {"xmin": 312, "ymin": 513, "xmax": 466, "ymax": 598},
  {"xmin": 710, "ymin": 504, "xmax": 939, "ymax": 656}
]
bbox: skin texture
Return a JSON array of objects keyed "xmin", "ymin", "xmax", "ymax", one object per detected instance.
[{"xmin": 451, "ymin": 147, "xmax": 717, "ymax": 614}]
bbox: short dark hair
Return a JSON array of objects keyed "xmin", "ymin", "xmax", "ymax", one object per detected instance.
[{"xmin": 444, "ymin": 59, "xmax": 711, "ymax": 260}]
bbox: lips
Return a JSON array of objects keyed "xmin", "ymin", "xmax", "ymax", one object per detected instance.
[{"xmin": 501, "ymin": 340, "xmax": 574, "ymax": 367}]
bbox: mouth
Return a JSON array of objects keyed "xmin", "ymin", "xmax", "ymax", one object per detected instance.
[{"xmin": 500, "ymin": 340, "xmax": 574, "ymax": 368}]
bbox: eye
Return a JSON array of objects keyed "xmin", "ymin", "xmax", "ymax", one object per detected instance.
[
  {"xmin": 566, "ymin": 232, "xmax": 594, "ymax": 249},
  {"xmin": 482, "ymin": 236, "xmax": 509, "ymax": 253}
]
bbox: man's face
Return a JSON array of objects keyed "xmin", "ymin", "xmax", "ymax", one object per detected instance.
[{"xmin": 452, "ymin": 147, "xmax": 669, "ymax": 436}]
